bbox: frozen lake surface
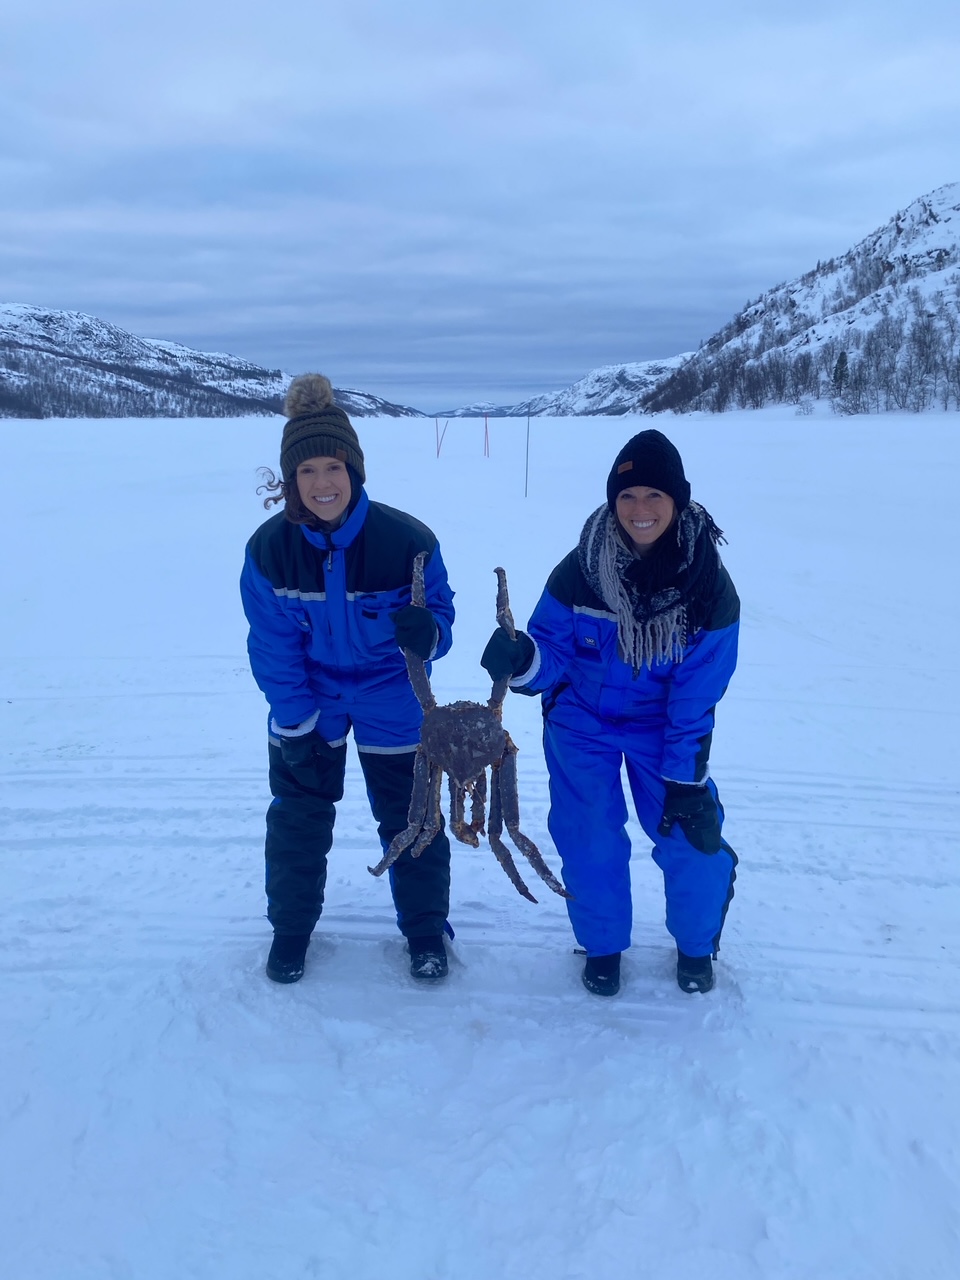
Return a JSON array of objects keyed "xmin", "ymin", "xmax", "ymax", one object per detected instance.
[{"xmin": 2, "ymin": 406, "xmax": 958, "ymax": 1279}]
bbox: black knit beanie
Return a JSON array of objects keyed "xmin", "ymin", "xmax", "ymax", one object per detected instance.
[
  {"xmin": 606, "ymin": 429, "xmax": 690, "ymax": 513},
  {"xmin": 279, "ymin": 374, "xmax": 366, "ymax": 483}
]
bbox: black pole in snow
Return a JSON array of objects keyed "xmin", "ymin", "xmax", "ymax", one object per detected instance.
[{"xmin": 524, "ymin": 414, "xmax": 531, "ymax": 498}]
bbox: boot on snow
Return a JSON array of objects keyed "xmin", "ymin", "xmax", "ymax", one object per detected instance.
[
  {"xmin": 266, "ymin": 933, "xmax": 311, "ymax": 984},
  {"xmin": 408, "ymin": 935, "xmax": 448, "ymax": 982},
  {"xmin": 676, "ymin": 949, "xmax": 714, "ymax": 994},
  {"xmin": 582, "ymin": 952, "xmax": 621, "ymax": 997}
]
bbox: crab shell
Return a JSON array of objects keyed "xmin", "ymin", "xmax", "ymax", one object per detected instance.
[{"xmin": 419, "ymin": 700, "xmax": 507, "ymax": 787}]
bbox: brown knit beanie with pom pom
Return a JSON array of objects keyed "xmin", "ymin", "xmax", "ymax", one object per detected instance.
[{"xmin": 279, "ymin": 374, "xmax": 365, "ymax": 482}]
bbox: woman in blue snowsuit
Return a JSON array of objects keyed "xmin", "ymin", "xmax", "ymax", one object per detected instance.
[
  {"xmin": 240, "ymin": 375, "xmax": 456, "ymax": 985},
  {"xmin": 482, "ymin": 430, "xmax": 738, "ymax": 997}
]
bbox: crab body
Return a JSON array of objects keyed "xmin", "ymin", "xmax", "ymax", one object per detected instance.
[{"xmin": 421, "ymin": 701, "xmax": 507, "ymax": 786}]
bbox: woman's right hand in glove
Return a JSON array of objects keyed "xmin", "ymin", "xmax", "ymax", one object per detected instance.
[
  {"xmin": 480, "ymin": 629, "xmax": 536, "ymax": 681},
  {"xmin": 272, "ymin": 712, "xmax": 341, "ymax": 769}
]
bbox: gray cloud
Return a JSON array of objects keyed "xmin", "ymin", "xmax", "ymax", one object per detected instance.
[{"xmin": 2, "ymin": 0, "xmax": 960, "ymax": 408}]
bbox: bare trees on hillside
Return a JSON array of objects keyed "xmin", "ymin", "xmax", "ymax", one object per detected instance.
[
  {"xmin": 645, "ymin": 281, "xmax": 960, "ymax": 416},
  {"xmin": 0, "ymin": 343, "xmax": 281, "ymax": 417}
]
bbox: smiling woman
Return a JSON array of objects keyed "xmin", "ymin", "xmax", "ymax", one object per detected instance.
[
  {"xmin": 240, "ymin": 373, "xmax": 457, "ymax": 986},
  {"xmin": 481, "ymin": 428, "xmax": 740, "ymax": 999}
]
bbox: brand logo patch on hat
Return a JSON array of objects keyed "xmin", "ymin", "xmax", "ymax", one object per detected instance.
[{"xmin": 617, "ymin": 461, "xmax": 634, "ymax": 475}]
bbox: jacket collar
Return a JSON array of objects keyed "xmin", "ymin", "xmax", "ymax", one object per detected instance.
[{"xmin": 301, "ymin": 487, "xmax": 369, "ymax": 552}]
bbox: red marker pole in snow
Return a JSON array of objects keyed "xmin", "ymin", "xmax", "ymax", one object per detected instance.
[{"xmin": 483, "ymin": 415, "xmax": 490, "ymax": 458}]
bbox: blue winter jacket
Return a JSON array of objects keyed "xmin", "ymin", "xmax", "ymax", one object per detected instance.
[
  {"xmin": 513, "ymin": 549, "xmax": 739, "ymax": 784},
  {"xmin": 240, "ymin": 489, "xmax": 454, "ymax": 732}
]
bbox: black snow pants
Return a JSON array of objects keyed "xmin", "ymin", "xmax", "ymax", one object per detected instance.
[{"xmin": 264, "ymin": 741, "xmax": 451, "ymax": 940}]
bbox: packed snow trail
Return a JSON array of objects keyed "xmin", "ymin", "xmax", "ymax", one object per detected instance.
[{"xmin": 2, "ymin": 409, "xmax": 959, "ymax": 1279}]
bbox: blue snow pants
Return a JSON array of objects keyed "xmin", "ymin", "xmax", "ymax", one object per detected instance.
[{"xmin": 543, "ymin": 706, "xmax": 737, "ymax": 958}]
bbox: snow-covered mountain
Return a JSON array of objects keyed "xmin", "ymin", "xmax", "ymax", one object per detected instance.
[
  {"xmin": 0, "ymin": 305, "xmax": 425, "ymax": 418},
  {"xmin": 644, "ymin": 182, "xmax": 960, "ymax": 415},
  {"xmin": 434, "ymin": 355, "xmax": 692, "ymax": 417}
]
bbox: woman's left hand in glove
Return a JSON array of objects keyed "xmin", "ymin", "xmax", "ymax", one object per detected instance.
[
  {"xmin": 392, "ymin": 605, "xmax": 438, "ymax": 659},
  {"xmin": 657, "ymin": 781, "xmax": 722, "ymax": 854}
]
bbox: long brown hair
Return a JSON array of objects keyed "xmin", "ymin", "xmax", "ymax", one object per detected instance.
[{"xmin": 256, "ymin": 468, "xmax": 317, "ymax": 526}]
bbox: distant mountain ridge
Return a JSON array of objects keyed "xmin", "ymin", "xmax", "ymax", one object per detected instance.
[
  {"xmin": 433, "ymin": 355, "xmax": 692, "ymax": 418},
  {"xmin": 0, "ymin": 305, "xmax": 425, "ymax": 418},
  {"xmin": 642, "ymin": 182, "xmax": 960, "ymax": 415}
]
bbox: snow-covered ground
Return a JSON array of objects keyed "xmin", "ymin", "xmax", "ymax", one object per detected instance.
[{"xmin": 2, "ymin": 406, "xmax": 959, "ymax": 1279}]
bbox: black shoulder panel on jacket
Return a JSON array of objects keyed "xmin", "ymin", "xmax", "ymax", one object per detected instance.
[
  {"xmin": 703, "ymin": 563, "xmax": 740, "ymax": 631},
  {"xmin": 246, "ymin": 509, "xmax": 289, "ymax": 563},
  {"xmin": 246, "ymin": 504, "xmax": 440, "ymax": 597},
  {"xmin": 346, "ymin": 502, "xmax": 439, "ymax": 593},
  {"xmin": 545, "ymin": 549, "xmax": 608, "ymax": 613},
  {"xmin": 247, "ymin": 511, "xmax": 325, "ymax": 594}
]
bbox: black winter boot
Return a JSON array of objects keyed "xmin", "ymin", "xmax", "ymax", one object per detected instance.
[
  {"xmin": 677, "ymin": 949, "xmax": 714, "ymax": 993},
  {"xmin": 266, "ymin": 933, "xmax": 311, "ymax": 984},
  {"xmin": 582, "ymin": 952, "xmax": 621, "ymax": 997},
  {"xmin": 408, "ymin": 935, "xmax": 448, "ymax": 982}
]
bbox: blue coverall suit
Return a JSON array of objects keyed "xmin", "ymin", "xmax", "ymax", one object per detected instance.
[
  {"xmin": 240, "ymin": 491, "xmax": 456, "ymax": 939},
  {"xmin": 512, "ymin": 550, "xmax": 739, "ymax": 959}
]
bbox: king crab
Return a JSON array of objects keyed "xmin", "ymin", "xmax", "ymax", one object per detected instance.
[{"xmin": 368, "ymin": 553, "xmax": 570, "ymax": 903}]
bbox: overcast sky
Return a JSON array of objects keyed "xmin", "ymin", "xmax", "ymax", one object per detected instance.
[{"xmin": 3, "ymin": 0, "xmax": 960, "ymax": 409}]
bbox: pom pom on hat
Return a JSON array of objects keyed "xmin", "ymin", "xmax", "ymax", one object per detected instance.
[{"xmin": 283, "ymin": 373, "xmax": 336, "ymax": 419}]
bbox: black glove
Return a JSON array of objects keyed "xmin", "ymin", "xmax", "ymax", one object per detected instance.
[
  {"xmin": 657, "ymin": 782, "xmax": 722, "ymax": 854},
  {"xmin": 278, "ymin": 729, "xmax": 342, "ymax": 771},
  {"xmin": 481, "ymin": 628, "xmax": 536, "ymax": 681},
  {"xmin": 392, "ymin": 605, "xmax": 438, "ymax": 659}
]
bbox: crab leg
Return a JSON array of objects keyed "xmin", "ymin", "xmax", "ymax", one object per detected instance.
[
  {"xmin": 468, "ymin": 770, "xmax": 487, "ymax": 839},
  {"xmin": 497, "ymin": 738, "xmax": 571, "ymax": 899},
  {"xmin": 411, "ymin": 764, "xmax": 444, "ymax": 858},
  {"xmin": 488, "ymin": 760, "xmax": 538, "ymax": 903},
  {"xmin": 449, "ymin": 777, "xmax": 480, "ymax": 848},
  {"xmin": 488, "ymin": 566, "xmax": 518, "ymax": 712},
  {"xmin": 368, "ymin": 749, "xmax": 431, "ymax": 876},
  {"xmin": 494, "ymin": 566, "xmax": 517, "ymax": 640},
  {"xmin": 449, "ymin": 775, "xmax": 464, "ymax": 830},
  {"xmin": 404, "ymin": 552, "xmax": 437, "ymax": 713}
]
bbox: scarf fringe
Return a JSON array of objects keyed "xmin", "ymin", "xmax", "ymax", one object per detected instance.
[{"xmin": 579, "ymin": 502, "xmax": 719, "ymax": 672}]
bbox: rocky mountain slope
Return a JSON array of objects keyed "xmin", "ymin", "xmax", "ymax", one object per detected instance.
[
  {"xmin": 642, "ymin": 182, "xmax": 960, "ymax": 415},
  {"xmin": 0, "ymin": 306, "xmax": 425, "ymax": 418},
  {"xmin": 433, "ymin": 354, "xmax": 692, "ymax": 418}
]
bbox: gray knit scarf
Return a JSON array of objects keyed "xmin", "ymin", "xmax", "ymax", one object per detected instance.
[{"xmin": 578, "ymin": 502, "xmax": 724, "ymax": 672}]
